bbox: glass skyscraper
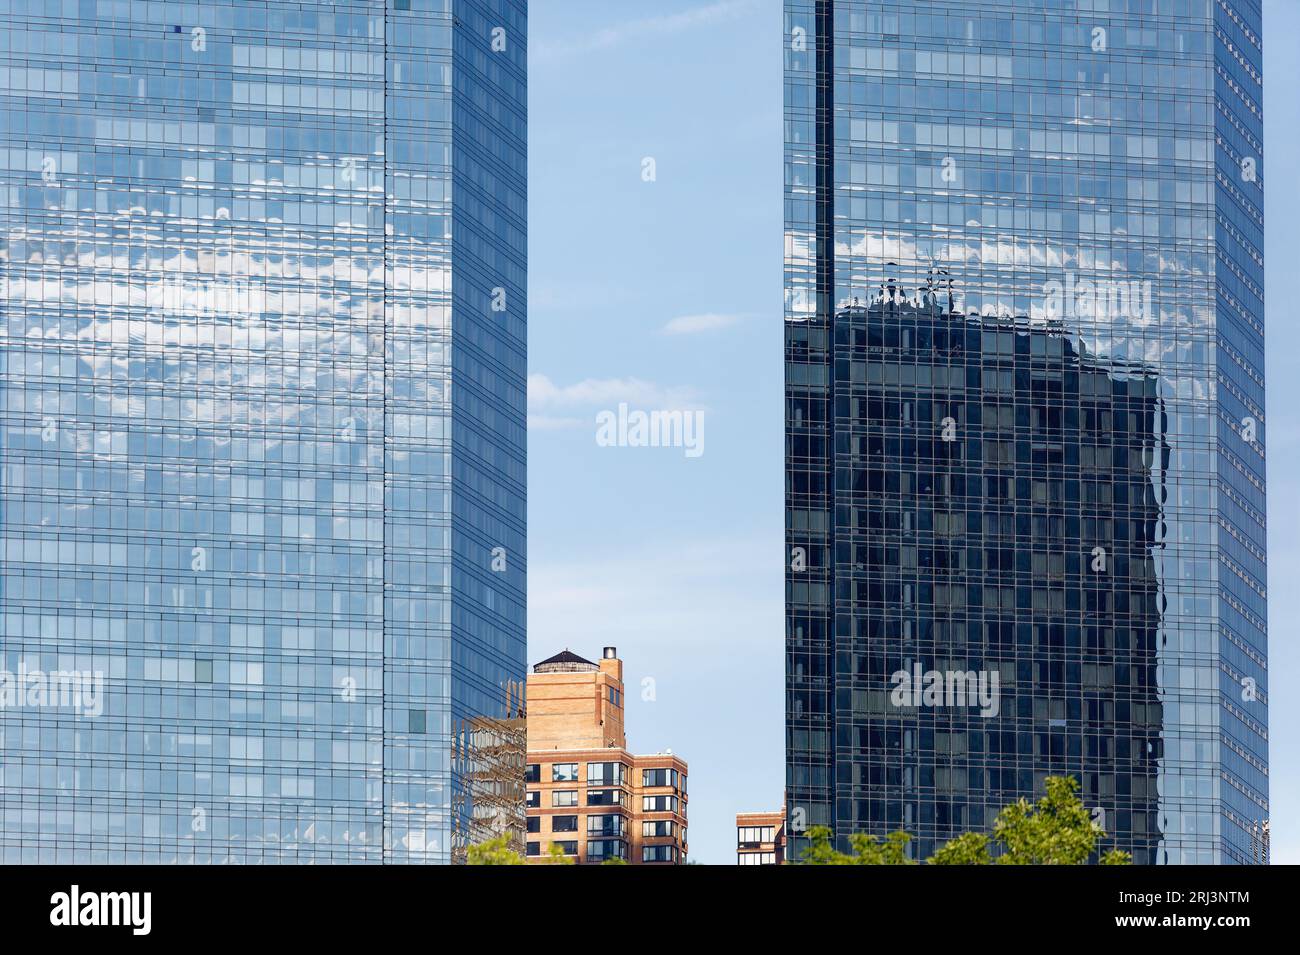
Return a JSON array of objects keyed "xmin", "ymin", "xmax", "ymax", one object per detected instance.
[
  {"xmin": 0, "ymin": 0, "xmax": 526, "ymax": 863},
  {"xmin": 785, "ymin": 0, "xmax": 1267, "ymax": 863}
]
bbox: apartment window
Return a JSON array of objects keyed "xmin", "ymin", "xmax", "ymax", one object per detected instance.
[
  {"xmin": 607, "ymin": 686, "xmax": 622, "ymax": 708},
  {"xmin": 552, "ymin": 763, "xmax": 578, "ymax": 783},
  {"xmin": 553, "ymin": 841, "xmax": 578, "ymax": 857},
  {"xmin": 587, "ymin": 789, "xmax": 622, "ymax": 807},
  {"xmin": 587, "ymin": 839, "xmax": 627, "ymax": 863},
  {"xmin": 738, "ymin": 852, "xmax": 776, "ymax": 865},
  {"xmin": 643, "ymin": 820, "xmax": 674, "ymax": 838},
  {"xmin": 738, "ymin": 826, "xmax": 776, "ymax": 846},
  {"xmin": 526, "ymin": 817, "xmax": 540, "ymax": 833},
  {"xmin": 642, "ymin": 795, "xmax": 677, "ymax": 813},
  {"xmin": 587, "ymin": 814, "xmax": 624, "ymax": 837},
  {"xmin": 642, "ymin": 845, "xmax": 679, "ymax": 863},
  {"xmin": 526, "ymin": 842, "xmax": 540, "ymax": 857},
  {"xmin": 551, "ymin": 815, "xmax": 578, "ymax": 833},
  {"xmin": 524, "ymin": 764, "xmax": 540, "ymax": 784},
  {"xmin": 525, "ymin": 791, "xmax": 539, "ymax": 808},
  {"xmin": 587, "ymin": 761, "xmax": 625, "ymax": 786},
  {"xmin": 642, "ymin": 767, "xmax": 678, "ymax": 788},
  {"xmin": 552, "ymin": 790, "xmax": 578, "ymax": 808}
]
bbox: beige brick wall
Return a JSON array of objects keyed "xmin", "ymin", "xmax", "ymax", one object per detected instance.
[{"xmin": 524, "ymin": 651, "xmax": 687, "ymax": 864}]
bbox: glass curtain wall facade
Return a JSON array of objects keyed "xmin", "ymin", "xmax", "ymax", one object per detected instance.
[
  {"xmin": 0, "ymin": 0, "xmax": 526, "ymax": 863},
  {"xmin": 785, "ymin": 0, "xmax": 1266, "ymax": 863}
]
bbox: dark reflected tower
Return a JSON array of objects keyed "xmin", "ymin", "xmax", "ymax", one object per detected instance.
[
  {"xmin": 785, "ymin": 0, "xmax": 1267, "ymax": 865},
  {"xmin": 788, "ymin": 287, "xmax": 1165, "ymax": 861}
]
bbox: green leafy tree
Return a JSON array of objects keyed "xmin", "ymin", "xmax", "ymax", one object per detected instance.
[
  {"xmin": 800, "ymin": 826, "xmax": 915, "ymax": 865},
  {"xmin": 801, "ymin": 775, "xmax": 1130, "ymax": 866},
  {"xmin": 466, "ymin": 835, "xmax": 524, "ymax": 865},
  {"xmin": 545, "ymin": 842, "xmax": 576, "ymax": 866},
  {"xmin": 799, "ymin": 827, "xmax": 851, "ymax": 865},
  {"xmin": 989, "ymin": 776, "xmax": 1130, "ymax": 865},
  {"xmin": 928, "ymin": 831, "xmax": 992, "ymax": 866}
]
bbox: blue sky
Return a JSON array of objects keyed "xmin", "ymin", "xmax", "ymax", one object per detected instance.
[
  {"xmin": 528, "ymin": 0, "xmax": 783, "ymax": 865},
  {"xmin": 1260, "ymin": 0, "xmax": 1297, "ymax": 863},
  {"xmin": 528, "ymin": 0, "xmax": 1296, "ymax": 865}
]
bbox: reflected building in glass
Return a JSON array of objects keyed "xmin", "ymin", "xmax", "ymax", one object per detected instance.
[
  {"xmin": 0, "ymin": 0, "xmax": 526, "ymax": 863},
  {"xmin": 785, "ymin": 0, "xmax": 1267, "ymax": 863}
]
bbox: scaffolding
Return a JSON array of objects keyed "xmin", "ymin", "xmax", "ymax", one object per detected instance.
[
  {"xmin": 1250, "ymin": 819, "xmax": 1270, "ymax": 865},
  {"xmin": 450, "ymin": 680, "xmax": 527, "ymax": 863}
]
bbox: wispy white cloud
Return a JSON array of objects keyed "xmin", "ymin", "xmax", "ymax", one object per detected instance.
[
  {"xmin": 529, "ymin": 374, "xmax": 703, "ymax": 411},
  {"xmin": 528, "ymin": 374, "xmax": 706, "ymax": 432},
  {"xmin": 533, "ymin": 0, "xmax": 760, "ymax": 63},
  {"xmin": 661, "ymin": 312, "xmax": 744, "ymax": 335}
]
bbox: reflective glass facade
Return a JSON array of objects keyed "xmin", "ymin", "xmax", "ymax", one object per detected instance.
[
  {"xmin": 1, "ymin": 0, "xmax": 526, "ymax": 863},
  {"xmin": 785, "ymin": 0, "xmax": 1266, "ymax": 863}
]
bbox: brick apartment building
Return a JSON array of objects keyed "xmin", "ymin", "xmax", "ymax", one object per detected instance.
[
  {"xmin": 736, "ymin": 807, "xmax": 785, "ymax": 865},
  {"xmin": 525, "ymin": 647, "xmax": 687, "ymax": 864}
]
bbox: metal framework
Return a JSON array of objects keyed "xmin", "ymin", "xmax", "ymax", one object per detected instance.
[
  {"xmin": 1250, "ymin": 819, "xmax": 1271, "ymax": 865},
  {"xmin": 450, "ymin": 681, "xmax": 528, "ymax": 863}
]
